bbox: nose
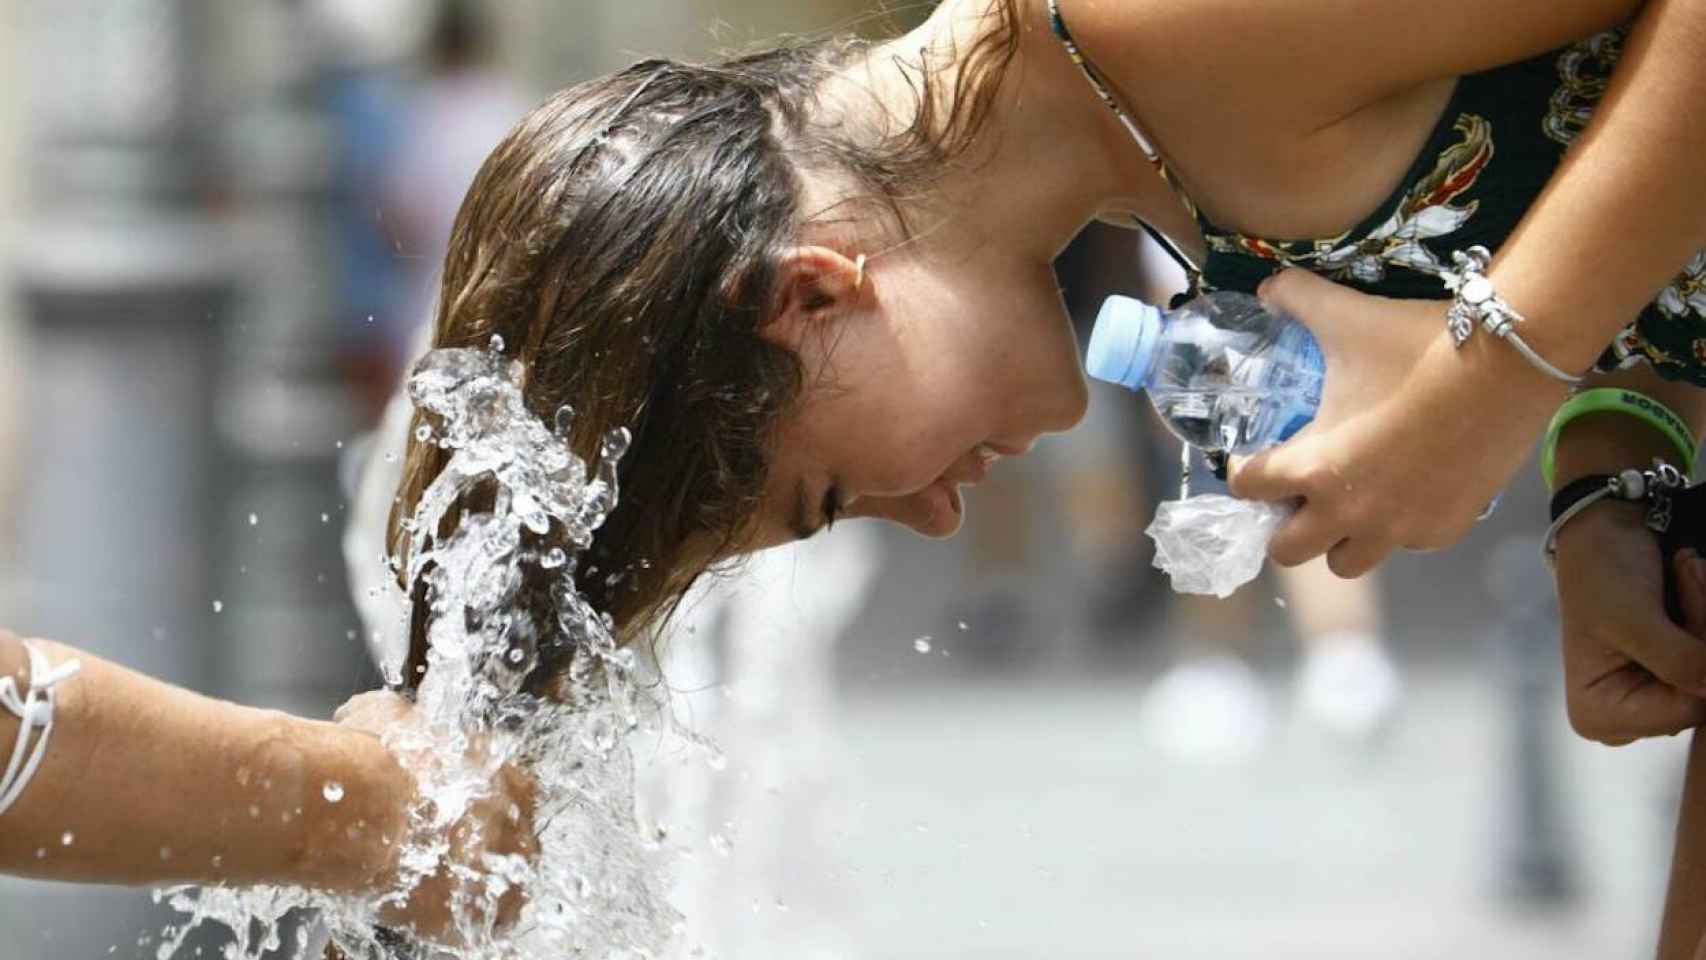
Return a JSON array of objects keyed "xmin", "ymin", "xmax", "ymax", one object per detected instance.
[{"xmin": 1045, "ymin": 371, "xmax": 1090, "ymax": 434}]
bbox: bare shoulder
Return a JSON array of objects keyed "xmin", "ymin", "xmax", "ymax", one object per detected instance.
[{"xmin": 1050, "ymin": 0, "xmax": 1641, "ymax": 120}]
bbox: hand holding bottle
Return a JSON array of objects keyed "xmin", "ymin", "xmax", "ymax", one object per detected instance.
[{"xmin": 1227, "ymin": 269, "xmax": 1563, "ymax": 577}]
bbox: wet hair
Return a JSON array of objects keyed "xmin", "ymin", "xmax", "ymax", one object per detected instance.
[{"xmin": 389, "ymin": 0, "xmax": 1022, "ymax": 683}]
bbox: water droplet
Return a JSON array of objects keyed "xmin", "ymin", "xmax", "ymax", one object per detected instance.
[
  {"xmin": 247, "ymin": 513, "xmax": 258, "ymax": 526},
  {"xmin": 913, "ymin": 636, "xmax": 932, "ymax": 654},
  {"xmin": 247, "ymin": 805, "xmax": 260, "ymax": 819},
  {"xmin": 34, "ymin": 847, "xmax": 45, "ymax": 859},
  {"xmin": 601, "ymin": 427, "xmax": 632, "ymax": 460},
  {"xmin": 159, "ymin": 846, "xmax": 173, "ymax": 861},
  {"xmin": 1274, "ymin": 597, "xmax": 1288, "ymax": 609},
  {"xmin": 320, "ymin": 512, "xmax": 330, "ymax": 524},
  {"xmin": 554, "ymin": 405, "xmax": 576, "ymax": 437},
  {"xmin": 334, "ymin": 439, "xmax": 344, "ymax": 449},
  {"xmin": 507, "ymin": 648, "xmax": 526, "ymax": 664},
  {"xmin": 957, "ymin": 620, "xmax": 969, "ymax": 631},
  {"xmin": 541, "ymin": 547, "xmax": 567, "ymax": 569},
  {"xmin": 211, "ymin": 854, "xmax": 223, "ymax": 868},
  {"xmin": 708, "ymin": 833, "xmax": 732, "ymax": 857},
  {"xmin": 488, "ymin": 333, "xmax": 506, "ymax": 354},
  {"xmin": 322, "ymin": 782, "xmax": 345, "ymax": 803},
  {"xmin": 235, "ymin": 766, "xmax": 251, "ymax": 787},
  {"xmin": 211, "ymin": 600, "xmax": 223, "ymax": 614},
  {"xmin": 705, "ymin": 749, "xmax": 728, "ymax": 772},
  {"xmin": 414, "ymin": 424, "xmax": 433, "ymax": 443},
  {"xmin": 383, "ymin": 451, "xmax": 397, "ymax": 463},
  {"xmin": 775, "ymin": 899, "xmax": 789, "ymax": 913},
  {"xmin": 365, "ymin": 314, "xmax": 374, "ymax": 324},
  {"xmin": 61, "ymin": 831, "xmax": 74, "ymax": 846}
]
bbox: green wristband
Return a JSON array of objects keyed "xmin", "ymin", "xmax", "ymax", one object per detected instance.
[{"xmin": 1540, "ymin": 388, "xmax": 1698, "ymax": 489}]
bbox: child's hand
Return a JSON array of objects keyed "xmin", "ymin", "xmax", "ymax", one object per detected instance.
[{"xmin": 334, "ymin": 691, "xmax": 539, "ymax": 946}]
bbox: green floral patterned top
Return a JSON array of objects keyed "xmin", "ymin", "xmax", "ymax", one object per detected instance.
[{"xmin": 1051, "ymin": 8, "xmax": 1706, "ymax": 385}]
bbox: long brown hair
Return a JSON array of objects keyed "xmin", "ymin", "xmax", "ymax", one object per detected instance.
[{"xmin": 389, "ymin": 1, "xmax": 1023, "ymax": 686}]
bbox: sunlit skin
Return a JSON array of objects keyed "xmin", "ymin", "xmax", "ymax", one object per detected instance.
[
  {"xmin": 758, "ymin": 240, "xmax": 1087, "ymax": 544},
  {"xmin": 747, "ymin": 0, "xmax": 1173, "ymax": 549}
]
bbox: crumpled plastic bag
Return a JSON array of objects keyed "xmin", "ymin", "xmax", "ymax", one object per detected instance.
[{"xmin": 1146, "ymin": 495, "xmax": 1293, "ymax": 598}]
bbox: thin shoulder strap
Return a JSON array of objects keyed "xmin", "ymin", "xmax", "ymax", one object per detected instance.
[{"xmin": 1048, "ymin": 0, "xmax": 1204, "ymax": 294}]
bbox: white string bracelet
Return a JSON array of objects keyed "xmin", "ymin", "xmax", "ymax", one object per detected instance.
[
  {"xmin": 1441, "ymin": 246, "xmax": 1586, "ymax": 387},
  {"xmin": 0, "ymin": 640, "xmax": 82, "ymax": 817}
]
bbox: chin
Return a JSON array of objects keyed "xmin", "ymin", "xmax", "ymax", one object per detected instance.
[{"xmin": 911, "ymin": 477, "xmax": 966, "ymax": 538}]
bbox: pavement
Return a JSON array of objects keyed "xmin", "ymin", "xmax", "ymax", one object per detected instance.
[{"xmin": 677, "ymin": 668, "xmax": 1690, "ymax": 960}]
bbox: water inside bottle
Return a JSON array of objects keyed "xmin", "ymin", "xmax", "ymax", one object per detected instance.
[{"xmin": 1154, "ymin": 390, "xmax": 1266, "ymax": 453}]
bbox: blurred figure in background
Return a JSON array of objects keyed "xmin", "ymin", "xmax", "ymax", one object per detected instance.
[
  {"xmin": 383, "ymin": 0, "xmax": 530, "ymax": 361},
  {"xmin": 316, "ymin": 4, "xmax": 414, "ymax": 425},
  {"xmin": 323, "ymin": 0, "xmax": 531, "ymax": 426}
]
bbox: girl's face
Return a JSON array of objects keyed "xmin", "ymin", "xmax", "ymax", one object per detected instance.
[{"xmin": 754, "ymin": 240, "xmax": 1088, "ymax": 548}]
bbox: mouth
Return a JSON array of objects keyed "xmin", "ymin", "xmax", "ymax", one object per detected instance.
[
  {"xmin": 942, "ymin": 442, "xmax": 1004, "ymax": 486},
  {"xmin": 920, "ymin": 443, "xmax": 1008, "ymax": 532}
]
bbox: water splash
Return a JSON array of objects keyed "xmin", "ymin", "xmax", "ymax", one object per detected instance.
[{"xmin": 159, "ymin": 344, "xmax": 679, "ymax": 958}]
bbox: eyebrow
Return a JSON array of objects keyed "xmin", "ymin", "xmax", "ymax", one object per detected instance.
[{"xmin": 788, "ymin": 476, "xmax": 824, "ymax": 541}]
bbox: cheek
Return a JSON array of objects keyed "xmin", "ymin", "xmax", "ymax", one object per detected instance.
[{"xmin": 977, "ymin": 314, "xmax": 1089, "ymax": 434}]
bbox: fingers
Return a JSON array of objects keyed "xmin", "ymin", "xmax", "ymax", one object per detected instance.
[
  {"xmin": 1325, "ymin": 536, "xmax": 1390, "ymax": 580},
  {"xmin": 334, "ymin": 690, "xmax": 413, "ymax": 734},
  {"xmin": 1612, "ymin": 614, "xmax": 1706, "ymax": 702},
  {"xmin": 1568, "ymin": 664, "xmax": 1706, "ymax": 744},
  {"xmin": 1255, "ymin": 268, "xmax": 1338, "ymax": 335},
  {"xmin": 1226, "ymin": 446, "xmax": 1304, "ymax": 504},
  {"xmin": 1266, "ymin": 507, "xmax": 1341, "ymax": 567}
]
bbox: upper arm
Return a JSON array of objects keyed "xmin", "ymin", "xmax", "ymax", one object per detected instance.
[{"xmin": 1062, "ymin": 0, "xmax": 1644, "ymax": 119}]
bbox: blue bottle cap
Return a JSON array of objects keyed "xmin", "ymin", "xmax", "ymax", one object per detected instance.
[{"xmin": 1085, "ymin": 295, "xmax": 1163, "ymax": 391}]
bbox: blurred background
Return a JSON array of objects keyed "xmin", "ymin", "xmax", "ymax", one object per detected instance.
[{"xmin": 0, "ymin": 1, "xmax": 1690, "ymax": 958}]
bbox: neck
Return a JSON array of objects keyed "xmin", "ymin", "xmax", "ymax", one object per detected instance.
[{"xmin": 850, "ymin": 0, "xmax": 1181, "ymax": 262}]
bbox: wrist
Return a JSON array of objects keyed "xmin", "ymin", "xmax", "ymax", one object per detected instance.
[
  {"xmin": 1418, "ymin": 322, "xmax": 1567, "ymax": 440},
  {"xmin": 262, "ymin": 716, "xmax": 411, "ymax": 893},
  {"xmin": 1552, "ymin": 413, "xmax": 1685, "ymax": 490},
  {"xmin": 1487, "ymin": 258, "xmax": 1629, "ymax": 377},
  {"xmin": 1552, "ymin": 486, "xmax": 1650, "ymax": 558}
]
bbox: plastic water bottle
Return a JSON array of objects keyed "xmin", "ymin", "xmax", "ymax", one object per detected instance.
[{"xmin": 1085, "ymin": 291, "xmax": 1325, "ymax": 456}]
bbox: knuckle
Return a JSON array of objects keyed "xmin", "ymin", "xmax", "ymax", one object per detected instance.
[
  {"xmin": 1325, "ymin": 552, "xmax": 1358, "ymax": 580},
  {"xmin": 1269, "ymin": 539, "xmax": 1312, "ymax": 568},
  {"xmin": 1564, "ymin": 698, "xmax": 1616, "ymax": 745}
]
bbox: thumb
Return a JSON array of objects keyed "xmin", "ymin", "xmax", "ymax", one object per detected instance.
[{"xmin": 1255, "ymin": 268, "xmax": 1374, "ymax": 354}]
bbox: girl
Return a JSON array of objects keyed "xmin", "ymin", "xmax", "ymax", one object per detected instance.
[{"xmin": 391, "ymin": 0, "xmax": 1706, "ymax": 755}]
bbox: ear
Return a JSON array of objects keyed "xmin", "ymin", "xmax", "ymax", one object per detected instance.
[{"xmin": 762, "ymin": 245, "xmax": 866, "ymax": 347}]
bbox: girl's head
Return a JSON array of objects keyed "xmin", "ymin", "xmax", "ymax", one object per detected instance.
[{"xmin": 391, "ymin": 0, "xmax": 1089, "ymax": 673}]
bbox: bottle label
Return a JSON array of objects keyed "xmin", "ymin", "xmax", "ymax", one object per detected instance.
[
  {"xmin": 1276, "ymin": 411, "xmax": 1313, "ymax": 443},
  {"xmin": 1170, "ymin": 393, "xmax": 1213, "ymax": 419}
]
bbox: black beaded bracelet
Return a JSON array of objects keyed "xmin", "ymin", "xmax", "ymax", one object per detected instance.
[{"xmin": 1543, "ymin": 460, "xmax": 1684, "ymax": 568}]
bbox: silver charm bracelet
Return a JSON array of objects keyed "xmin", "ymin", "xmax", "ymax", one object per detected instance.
[{"xmin": 1442, "ymin": 246, "xmax": 1585, "ymax": 387}]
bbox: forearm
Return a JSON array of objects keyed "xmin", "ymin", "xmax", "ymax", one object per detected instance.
[
  {"xmin": 1493, "ymin": 0, "xmax": 1706, "ymax": 371},
  {"xmin": 0, "ymin": 633, "xmax": 408, "ymax": 891},
  {"xmin": 1659, "ymin": 731, "xmax": 1706, "ymax": 960},
  {"xmin": 1550, "ymin": 363, "xmax": 1706, "ymax": 488}
]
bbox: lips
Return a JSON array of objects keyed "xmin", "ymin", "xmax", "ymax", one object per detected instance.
[{"xmin": 942, "ymin": 443, "xmax": 1002, "ymax": 486}]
